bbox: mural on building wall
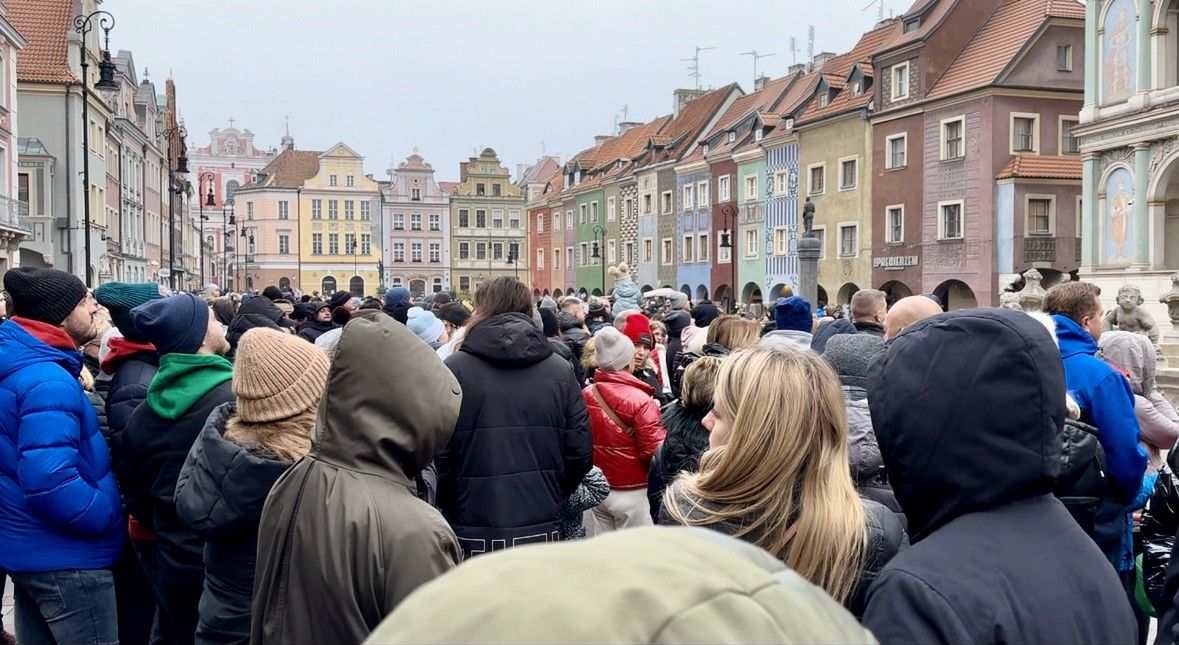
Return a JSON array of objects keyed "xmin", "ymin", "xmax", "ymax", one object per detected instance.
[
  {"xmin": 1103, "ymin": 167, "xmax": 1135, "ymax": 263},
  {"xmin": 1102, "ymin": 0, "xmax": 1138, "ymax": 104}
]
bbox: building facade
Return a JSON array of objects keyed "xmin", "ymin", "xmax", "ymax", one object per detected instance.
[
  {"xmin": 448, "ymin": 148, "xmax": 526, "ymax": 298},
  {"xmin": 383, "ymin": 151, "xmax": 450, "ymax": 297}
]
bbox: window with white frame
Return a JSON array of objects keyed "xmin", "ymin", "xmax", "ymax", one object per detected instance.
[
  {"xmin": 536, "ymin": 214, "xmax": 544, "ymax": 233},
  {"xmin": 745, "ymin": 228, "xmax": 759, "ymax": 258},
  {"xmin": 624, "ymin": 241, "xmax": 635, "ymax": 265},
  {"xmin": 607, "ymin": 239, "xmax": 617, "ymax": 263},
  {"xmin": 344, "ymin": 200, "xmax": 355, "ymax": 219},
  {"xmin": 393, "ymin": 241, "xmax": 405, "ymax": 262},
  {"xmin": 839, "ymin": 158, "xmax": 858, "ymax": 190},
  {"xmin": 590, "ymin": 201, "xmax": 599, "ymax": 222},
  {"xmin": 411, "ymin": 242, "xmax": 423, "ymax": 263},
  {"xmin": 429, "ymin": 214, "xmax": 440, "ymax": 231},
  {"xmin": 698, "ymin": 233, "xmax": 710, "ymax": 262},
  {"xmin": 1011, "ymin": 114, "xmax": 1039, "ymax": 153},
  {"xmin": 719, "ymin": 176, "xmax": 731, "ymax": 202},
  {"xmin": 346, "ymin": 175, "xmax": 355, "ymax": 187},
  {"xmin": 886, "ymin": 205, "xmax": 904, "ymax": 244},
  {"xmin": 579, "ymin": 243, "xmax": 587, "ymax": 266},
  {"xmin": 429, "ymin": 242, "xmax": 441, "ymax": 263},
  {"xmin": 941, "ymin": 117, "xmax": 965, "ymax": 160},
  {"xmin": 361, "ymin": 202, "xmax": 371, "ymax": 220},
  {"xmin": 459, "ymin": 242, "xmax": 470, "ymax": 260},
  {"xmin": 661, "ymin": 238, "xmax": 673, "ymax": 264},
  {"xmin": 839, "ymin": 224, "xmax": 858, "ymax": 258},
  {"xmin": 661, "ymin": 191, "xmax": 673, "ymax": 214},
  {"xmin": 746, "ymin": 175, "xmax": 758, "ymax": 200},
  {"xmin": 886, "ymin": 134, "xmax": 907, "ymax": 170},
  {"xmin": 566, "ymin": 210, "xmax": 573, "ymax": 229},
  {"xmin": 537, "ymin": 248, "xmax": 545, "ymax": 269},
  {"xmin": 567, "ymin": 246, "xmax": 574, "ymax": 266},
  {"xmin": 623, "ymin": 198, "xmax": 633, "ymax": 220},
  {"xmin": 476, "ymin": 242, "xmax": 486, "ymax": 260},
  {"xmin": 475, "ymin": 210, "xmax": 486, "ymax": 228},
  {"xmin": 643, "ymin": 238, "xmax": 654, "ymax": 263},
  {"xmin": 457, "ymin": 210, "xmax": 468, "ymax": 228},
  {"xmin": 773, "ymin": 227, "xmax": 789, "ymax": 255},
  {"xmin": 774, "ymin": 171, "xmax": 788, "ymax": 196},
  {"xmin": 553, "ymin": 248, "xmax": 561, "ymax": 269},
  {"xmin": 808, "ymin": 163, "xmax": 826, "ymax": 195},
  {"xmin": 579, "ymin": 203, "xmax": 587, "ymax": 224},
  {"xmin": 682, "ymin": 185, "xmax": 694, "ymax": 210},
  {"xmin": 492, "ymin": 210, "xmax": 503, "ymax": 229},
  {"xmin": 891, "ymin": 62, "xmax": 910, "ymax": 101},
  {"xmin": 278, "ymin": 201, "xmax": 289, "ymax": 220},
  {"xmin": 607, "ymin": 197, "xmax": 616, "ymax": 221},
  {"xmin": 682, "ymin": 235, "xmax": 694, "ymax": 262},
  {"xmin": 459, "ymin": 276, "xmax": 470, "ymax": 292},
  {"xmin": 1057, "ymin": 45, "xmax": 1073, "ymax": 72},
  {"xmin": 698, "ymin": 181, "xmax": 710, "ymax": 207},
  {"xmin": 1027, "ymin": 196, "xmax": 1054, "ymax": 235},
  {"xmin": 411, "ymin": 213, "xmax": 422, "ymax": 231},
  {"xmin": 329, "ymin": 174, "xmax": 337, "ymax": 187},
  {"xmin": 643, "ymin": 194, "xmax": 653, "ymax": 214},
  {"xmin": 553, "ymin": 211, "xmax": 561, "ymax": 230},
  {"xmin": 312, "ymin": 233, "xmax": 323, "ymax": 254},
  {"xmin": 393, "ymin": 213, "xmax": 405, "ymax": 230},
  {"xmin": 939, "ymin": 201, "xmax": 964, "ymax": 240},
  {"xmin": 278, "ymin": 234, "xmax": 290, "ymax": 254},
  {"xmin": 1061, "ymin": 118, "xmax": 1080, "ymax": 154},
  {"xmin": 362, "ymin": 234, "xmax": 371, "ymax": 255}
]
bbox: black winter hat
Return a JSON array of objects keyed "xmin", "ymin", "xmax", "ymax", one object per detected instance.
[
  {"xmin": 3, "ymin": 267, "xmax": 88, "ymax": 326},
  {"xmin": 663, "ymin": 310, "xmax": 691, "ymax": 338},
  {"xmin": 329, "ymin": 291, "xmax": 352, "ymax": 310},
  {"xmin": 262, "ymin": 286, "xmax": 283, "ymax": 301},
  {"xmin": 538, "ymin": 306, "xmax": 559, "ymax": 338},
  {"xmin": 690, "ymin": 302, "xmax": 721, "ymax": 328},
  {"xmin": 438, "ymin": 302, "xmax": 471, "ymax": 329}
]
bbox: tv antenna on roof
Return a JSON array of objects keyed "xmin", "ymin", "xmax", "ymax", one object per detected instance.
[
  {"xmin": 740, "ymin": 50, "xmax": 776, "ymax": 86},
  {"xmin": 788, "ymin": 38, "xmax": 799, "ymax": 65},
  {"xmin": 863, "ymin": 0, "xmax": 886, "ymax": 21},
  {"xmin": 681, "ymin": 46, "xmax": 717, "ymax": 91}
]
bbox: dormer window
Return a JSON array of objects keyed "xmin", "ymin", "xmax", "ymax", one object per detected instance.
[
  {"xmin": 755, "ymin": 128, "xmax": 764, "ymax": 142},
  {"xmin": 785, "ymin": 118, "xmax": 795, "ymax": 130},
  {"xmin": 904, "ymin": 17, "xmax": 920, "ymax": 32},
  {"xmin": 728, "ymin": 132, "xmax": 736, "ymax": 144},
  {"xmin": 819, "ymin": 93, "xmax": 830, "ymax": 108},
  {"xmin": 703, "ymin": 143, "xmax": 710, "ymax": 155},
  {"xmin": 852, "ymin": 81, "xmax": 862, "ymax": 96}
]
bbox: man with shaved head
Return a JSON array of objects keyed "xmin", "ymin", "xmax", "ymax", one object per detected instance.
[
  {"xmin": 883, "ymin": 295, "xmax": 942, "ymax": 341},
  {"xmin": 849, "ymin": 289, "xmax": 888, "ymax": 337}
]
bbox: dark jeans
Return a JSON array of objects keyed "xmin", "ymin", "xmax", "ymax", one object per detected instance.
[{"xmin": 9, "ymin": 569, "xmax": 118, "ymax": 645}]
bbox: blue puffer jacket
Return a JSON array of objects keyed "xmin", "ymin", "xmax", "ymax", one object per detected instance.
[
  {"xmin": 611, "ymin": 279, "xmax": 641, "ymax": 315},
  {"xmin": 0, "ymin": 320, "xmax": 125, "ymax": 572},
  {"xmin": 1052, "ymin": 314, "xmax": 1147, "ymax": 504}
]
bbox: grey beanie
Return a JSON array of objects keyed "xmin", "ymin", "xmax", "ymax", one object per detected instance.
[
  {"xmin": 822, "ymin": 333, "xmax": 885, "ymax": 389},
  {"xmin": 594, "ymin": 326, "xmax": 634, "ymax": 372}
]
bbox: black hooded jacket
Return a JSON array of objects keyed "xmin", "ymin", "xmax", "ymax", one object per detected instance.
[
  {"xmin": 863, "ymin": 309, "xmax": 1135, "ymax": 645},
  {"xmin": 104, "ymin": 349, "xmax": 159, "ymax": 480},
  {"xmin": 226, "ymin": 297, "xmax": 294, "ymax": 354},
  {"xmin": 439, "ymin": 312, "xmax": 593, "ymax": 558},
  {"xmin": 647, "ymin": 401, "xmax": 710, "ymax": 521},
  {"xmin": 556, "ymin": 311, "xmax": 590, "ymax": 363},
  {"xmin": 295, "ymin": 319, "xmax": 337, "ymax": 344},
  {"xmin": 174, "ymin": 404, "xmax": 291, "ymax": 645}
]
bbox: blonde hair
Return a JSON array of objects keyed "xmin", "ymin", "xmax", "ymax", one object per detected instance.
[
  {"xmin": 705, "ymin": 315, "xmax": 761, "ymax": 351},
  {"xmin": 224, "ymin": 407, "xmax": 317, "ymax": 462},
  {"xmin": 681, "ymin": 356, "xmax": 722, "ymax": 410},
  {"xmin": 664, "ymin": 346, "xmax": 866, "ymax": 602}
]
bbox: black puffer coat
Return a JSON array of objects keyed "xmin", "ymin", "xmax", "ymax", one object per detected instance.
[
  {"xmin": 104, "ymin": 351, "xmax": 159, "ymax": 474},
  {"xmin": 295, "ymin": 320, "xmax": 336, "ymax": 344},
  {"xmin": 175, "ymin": 404, "xmax": 291, "ymax": 645},
  {"xmin": 439, "ymin": 312, "xmax": 593, "ymax": 558},
  {"xmin": 647, "ymin": 401, "xmax": 710, "ymax": 521},
  {"xmin": 556, "ymin": 312, "xmax": 590, "ymax": 363}
]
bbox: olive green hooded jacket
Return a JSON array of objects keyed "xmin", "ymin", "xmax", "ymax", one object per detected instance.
[{"xmin": 250, "ymin": 313, "xmax": 463, "ymax": 645}]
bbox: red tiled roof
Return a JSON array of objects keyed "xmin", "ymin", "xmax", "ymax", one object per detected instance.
[
  {"xmin": 10, "ymin": 0, "xmax": 74, "ymax": 83},
  {"xmin": 239, "ymin": 149, "xmax": 322, "ymax": 190},
  {"xmin": 882, "ymin": 0, "xmax": 955, "ymax": 52},
  {"xmin": 438, "ymin": 181, "xmax": 460, "ymax": 196},
  {"xmin": 643, "ymin": 83, "xmax": 742, "ymax": 166},
  {"xmin": 684, "ymin": 76, "xmax": 794, "ymax": 161},
  {"xmin": 926, "ymin": 0, "xmax": 1083, "ymax": 101},
  {"xmin": 996, "ymin": 154, "xmax": 1082, "ymax": 180},
  {"xmin": 798, "ymin": 21, "xmax": 905, "ymax": 124}
]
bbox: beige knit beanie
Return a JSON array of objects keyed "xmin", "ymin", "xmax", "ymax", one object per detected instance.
[{"xmin": 234, "ymin": 327, "xmax": 330, "ymax": 423}]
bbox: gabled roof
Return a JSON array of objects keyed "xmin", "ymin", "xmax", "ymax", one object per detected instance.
[
  {"xmin": 684, "ymin": 76, "xmax": 794, "ymax": 162},
  {"xmin": 797, "ymin": 21, "xmax": 904, "ymax": 125},
  {"xmin": 996, "ymin": 154, "xmax": 1081, "ymax": 181},
  {"xmin": 926, "ymin": 0, "xmax": 1083, "ymax": 101},
  {"xmin": 638, "ymin": 83, "xmax": 743, "ymax": 168},
  {"xmin": 519, "ymin": 156, "xmax": 561, "ymax": 185},
  {"xmin": 880, "ymin": 0, "xmax": 956, "ymax": 53},
  {"xmin": 240, "ymin": 149, "xmax": 322, "ymax": 190},
  {"xmin": 10, "ymin": 0, "xmax": 74, "ymax": 83},
  {"xmin": 758, "ymin": 70, "xmax": 824, "ymax": 145},
  {"xmin": 438, "ymin": 181, "xmax": 460, "ymax": 196},
  {"xmin": 595, "ymin": 116, "xmax": 672, "ymax": 177}
]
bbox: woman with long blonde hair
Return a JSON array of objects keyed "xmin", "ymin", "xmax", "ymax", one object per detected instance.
[{"xmin": 663, "ymin": 346, "xmax": 902, "ymax": 613}]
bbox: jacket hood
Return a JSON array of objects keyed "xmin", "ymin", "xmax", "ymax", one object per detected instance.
[
  {"xmin": 174, "ymin": 403, "xmax": 290, "ymax": 540},
  {"xmin": 868, "ymin": 308, "xmax": 1064, "ymax": 542},
  {"xmin": 556, "ymin": 311, "xmax": 585, "ymax": 333},
  {"xmin": 0, "ymin": 319, "xmax": 81, "ymax": 381},
  {"xmin": 1053, "ymin": 314, "xmax": 1098, "ymax": 360},
  {"xmin": 364, "ymin": 527, "xmax": 874, "ymax": 644},
  {"xmin": 1098, "ymin": 330, "xmax": 1155, "ymax": 395},
  {"xmin": 311, "ymin": 312, "xmax": 462, "ymax": 484},
  {"xmin": 238, "ymin": 295, "xmax": 296, "ymax": 328},
  {"xmin": 460, "ymin": 312, "xmax": 553, "ymax": 368},
  {"xmin": 614, "ymin": 280, "xmax": 640, "ymax": 298},
  {"xmin": 759, "ymin": 329, "xmax": 814, "ymax": 352}
]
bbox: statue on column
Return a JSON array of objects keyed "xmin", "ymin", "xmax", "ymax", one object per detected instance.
[
  {"xmin": 999, "ymin": 291, "xmax": 1023, "ymax": 311},
  {"xmin": 1160, "ymin": 273, "xmax": 1179, "ymax": 341},
  {"xmin": 1104, "ymin": 284, "xmax": 1159, "ymax": 344},
  {"xmin": 802, "ymin": 198, "xmax": 815, "ymax": 237}
]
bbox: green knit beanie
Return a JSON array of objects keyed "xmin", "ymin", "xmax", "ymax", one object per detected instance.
[{"xmin": 96, "ymin": 282, "xmax": 165, "ymax": 342}]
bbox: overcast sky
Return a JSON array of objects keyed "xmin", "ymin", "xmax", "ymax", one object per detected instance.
[{"xmin": 110, "ymin": 0, "xmax": 891, "ymax": 180}]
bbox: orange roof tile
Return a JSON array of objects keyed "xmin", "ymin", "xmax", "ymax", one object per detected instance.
[
  {"xmin": 642, "ymin": 84, "xmax": 742, "ymax": 167},
  {"xmin": 926, "ymin": 0, "xmax": 1083, "ymax": 101},
  {"xmin": 438, "ymin": 181, "xmax": 460, "ymax": 196},
  {"xmin": 882, "ymin": 0, "xmax": 955, "ymax": 53},
  {"xmin": 10, "ymin": 0, "xmax": 74, "ymax": 83},
  {"xmin": 685, "ymin": 76, "xmax": 794, "ymax": 162},
  {"xmin": 798, "ymin": 21, "xmax": 904, "ymax": 124},
  {"xmin": 240, "ymin": 149, "xmax": 322, "ymax": 190},
  {"xmin": 996, "ymin": 154, "xmax": 1082, "ymax": 180}
]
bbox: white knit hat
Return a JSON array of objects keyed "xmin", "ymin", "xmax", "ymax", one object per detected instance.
[{"xmin": 594, "ymin": 326, "xmax": 634, "ymax": 372}]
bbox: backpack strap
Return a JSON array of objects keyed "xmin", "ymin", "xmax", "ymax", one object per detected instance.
[{"xmin": 590, "ymin": 384, "xmax": 634, "ymax": 436}]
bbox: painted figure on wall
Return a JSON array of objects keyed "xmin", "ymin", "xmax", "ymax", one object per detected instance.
[
  {"xmin": 1102, "ymin": 0, "xmax": 1138, "ymax": 104},
  {"xmin": 1104, "ymin": 168, "xmax": 1135, "ymax": 264}
]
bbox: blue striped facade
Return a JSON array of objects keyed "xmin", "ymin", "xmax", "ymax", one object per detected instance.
[
  {"xmin": 676, "ymin": 169, "xmax": 712, "ymax": 297},
  {"xmin": 764, "ymin": 141, "xmax": 800, "ymax": 297}
]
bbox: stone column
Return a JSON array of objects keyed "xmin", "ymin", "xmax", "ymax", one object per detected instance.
[
  {"xmin": 1135, "ymin": 143, "xmax": 1152, "ymax": 265},
  {"xmin": 798, "ymin": 236, "xmax": 820, "ymax": 308},
  {"xmin": 1084, "ymin": 0, "xmax": 1099, "ymax": 105},
  {"xmin": 1138, "ymin": 0, "xmax": 1153, "ymax": 93},
  {"xmin": 1082, "ymin": 154, "xmax": 1100, "ymax": 266}
]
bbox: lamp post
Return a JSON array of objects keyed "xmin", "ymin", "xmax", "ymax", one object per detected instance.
[
  {"xmin": 506, "ymin": 242, "xmax": 519, "ymax": 279},
  {"xmin": 222, "ymin": 204, "xmax": 234, "ymax": 291},
  {"xmin": 196, "ymin": 171, "xmax": 215, "ymax": 287},
  {"xmin": 161, "ymin": 124, "xmax": 188, "ymax": 292},
  {"xmin": 719, "ymin": 203, "xmax": 738, "ymax": 313},
  {"xmin": 240, "ymin": 226, "xmax": 254, "ymax": 292},
  {"xmin": 73, "ymin": 10, "xmax": 119, "ymax": 287},
  {"xmin": 590, "ymin": 225, "xmax": 605, "ymax": 295},
  {"xmin": 351, "ymin": 239, "xmax": 358, "ymax": 295}
]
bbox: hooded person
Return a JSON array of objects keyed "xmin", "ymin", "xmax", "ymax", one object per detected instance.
[
  {"xmin": 295, "ymin": 301, "xmax": 337, "ymax": 343},
  {"xmin": 383, "ymin": 286, "xmax": 412, "ymax": 324},
  {"xmin": 121, "ymin": 294, "xmax": 234, "ymax": 645},
  {"xmin": 435, "ymin": 303, "xmax": 472, "ymax": 362},
  {"xmin": 407, "ymin": 306, "xmax": 448, "ymax": 349},
  {"xmin": 620, "ymin": 312, "xmax": 665, "ymax": 402},
  {"xmin": 647, "ymin": 356, "xmax": 722, "ymax": 523},
  {"xmin": 539, "ymin": 306, "xmax": 582, "ymax": 384},
  {"xmin": 439, "ymin": 277, "xmax": 593, "ymax": 559},
  {"xmin": 251, "ymin": 313, "xmax": 462, "ymax": 645},
  {"xmin": 760, "ymin": 296, "xmax": 815, "ymax": 352},
  {"xmin": 260, "ymin": 286, "xmax": 283, "ymax": 302},
  {"xmin": 0, "ymin": 268, "xmax": 126, "ymax": 645},
  {"xmin": 862, "ymin": 308, "xmax": 1135, "ymax": 644},
  {"xmin": 556, "ymin": 297, "xmax": 591, "ymax": 364},
  {"xmin": 607, "ymin": 262, "xmax": 641, "ymax": 315},
  {"xmin": 175, "ymin": 328, "xmax": 329, "ymax": 645},
  {"xmin": 364, "ymin": 527, "xmax": 875, "ymax": 645},
  {"xmin": 586, "ymin": 296, "xmax": 613, "ymax": 334},
  {"xmin": 226, "ymin": 294, "xmax": 296, "ymax": 355},
  {"xmin": 822, "ymin": 333, "xmax": 899, "ymax": 514}
]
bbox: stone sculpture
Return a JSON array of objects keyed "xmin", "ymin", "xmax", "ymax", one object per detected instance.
[{"xmin": 1105, "ymin": 284, "xmax": 1159, "ymax": 344}]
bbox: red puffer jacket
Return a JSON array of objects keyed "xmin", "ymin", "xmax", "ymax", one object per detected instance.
[{"xmin": 583, "ymin": 370, "xmax": 667, "ymax": 490}]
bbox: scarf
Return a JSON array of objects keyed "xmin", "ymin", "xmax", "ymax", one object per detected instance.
[
  {"xmin": 12, "ymin": 317, "xmax": 77, "ymax": 351},
  {"xmin": 147, "ymin": 353, "xmax": 233, "ymax": 420},
  {"xmin": 101, "ymin": 337, "xmax": 156, "ymax": 374}
]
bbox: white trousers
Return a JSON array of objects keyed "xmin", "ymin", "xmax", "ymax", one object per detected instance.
[{"xmin": 591, "ymin": 488, "xmax": 653, "ymax": 533}]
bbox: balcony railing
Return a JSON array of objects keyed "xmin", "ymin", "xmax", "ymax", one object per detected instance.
[
  {"xmin": 0, "ymin": 195, "xmax": 31, "ymax": 233},
  {"xmin": 1023, "ymin": 236, "xmax": 1056, "ymax": 263}
]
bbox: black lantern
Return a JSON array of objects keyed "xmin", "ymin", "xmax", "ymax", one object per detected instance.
[
  {"xmin": 720, "ymin": 230, "xmax": 732, "ymax": 249},
  {"xmin": 591, "ymin": 241, "xmax": 600, "ymax": 259},
  {"xmin": 204, "ymin": 183, "xmax": 215, "ymax": 207},
  {"xmin": 175, "ymin": 153, "xmax": 190, "ymax": 175},
  {"xmin": 95, "ymin": 49, "xmax": 119, "ymax": 93}
]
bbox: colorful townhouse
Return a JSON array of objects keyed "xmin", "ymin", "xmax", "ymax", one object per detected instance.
[
  {"xmin": 298, "ymin": 144, "xmax": 381, "ymax": 297},
  {"xmin": 520, "ymin": 156, "xmax": 561, "ymax": 297},
  {"xmin": 448, "ymin": 148, "xmax": 527, "ymax": 298},
  {"xmin": 869, "ymin": 0, "xmax": 1086, "ymax": 308},
  {"xmin": 383, "ymin": 151, "xmax": 451, "ymax": 297}
]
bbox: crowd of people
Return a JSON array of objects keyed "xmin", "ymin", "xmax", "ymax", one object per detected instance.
[{"xmin": 1, "ymin": 266, "xmax": 1179, "ymax": 644}]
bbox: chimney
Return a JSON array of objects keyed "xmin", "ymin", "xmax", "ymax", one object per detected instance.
[
  {"xmin": 812, "ymin": 51, "xmax": 838, "ymax": 69},
  {"xmin": 594, "ymin": 135, "xmax": 611, "ymax": 148},
  {"xmin": 517, "ymin": 163, "xmax": 525, "ymax": 181},
  {"xmin": 673, "ymin": 88, "xmax": 706, "ymax": 117},
  {"xmin": 788, "ymin": 63, "xmax": 806, "ymax": 76},
  {"xmin": 617, "ymin": 121, "xmax": 642, "ymax": 135},
  {"xmin": 459, "ymin": 161, "xmax": 469, "ymax": 183},
  {"xmin": 754, "ymin": 76, "xmax": 770, "ymax": 91}
]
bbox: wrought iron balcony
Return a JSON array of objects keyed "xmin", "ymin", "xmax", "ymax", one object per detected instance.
[
  {"xmin": 0, "ymin": 195, "xmax": 31, "ymax": 234},
  {"xmin": 1023, "ymin": 236, "xmax": 1056, "ymax": 263}
]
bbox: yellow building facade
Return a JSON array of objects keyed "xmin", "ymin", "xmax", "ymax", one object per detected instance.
[{"xmin": 298, "ymin": 143, "xmax": 382, "ymax": 297}]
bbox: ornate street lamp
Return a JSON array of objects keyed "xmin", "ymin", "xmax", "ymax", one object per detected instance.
[
  {"xmin": 720, "ymin": 203, "xmax": 738, "ymax": 313},
  {"xmin": 591, "ymin": 225, "xmax": 606, "ymax": 295},
  {"xmin": 197, "ymin": 172, "xmax": 215, "ymax": 286},
  {"xmin": 74, "ymin": 10, "xmax": 117, "ymax": 286}
]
